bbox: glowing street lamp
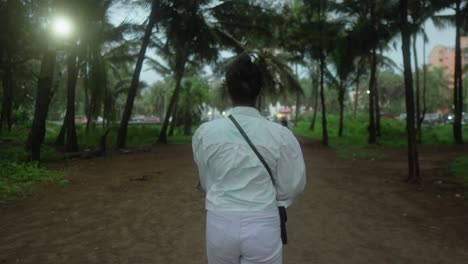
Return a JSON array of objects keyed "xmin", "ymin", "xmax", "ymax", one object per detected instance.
[{"xmin": 51, "ymin": 16, "xmax": 73, "ymax": 39}]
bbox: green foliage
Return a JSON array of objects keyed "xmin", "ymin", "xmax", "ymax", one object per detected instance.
[
  {"xmin": 0, "ymin": 161, "xmax": 66, "ymax": 201},
  {"xmin": 450, "ymin": 156, "xmax": 468, "ymax": 188},
  {"xmin": 294, "ymin": 113, "xmax": 468, "ymax": 159}
]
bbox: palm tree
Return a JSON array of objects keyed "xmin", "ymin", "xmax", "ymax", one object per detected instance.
[
  {"xmin": 0, "ymin": 0, "xmax": 32, "ymax": 132},
  {"xmin": 116, "ymin": 0, "xmax": 158, "ymax": 149},
  {"xmin": 400, "ymin": 0, "xmax": 421, "ymax": 183},
  {"xmin": 338, "ymin": 0, "xmax": 400, "ymax": 144},
  {"xmin": 297, "ymin": 0, "xmax": 344, "ymax": 146},
  {"xmin": 328, "ymin": 34, "xmax": 358, "ymax": 137},
  {"xmin": 433, "ymin": 0, "xmax": 465, "ymax": 144},
  {"xmin": 26, "ymin": 50, "xmax": 57, "ymax": 161}
]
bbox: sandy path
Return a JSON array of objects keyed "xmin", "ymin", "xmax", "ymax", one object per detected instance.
[{"xmin": 0, "ymin": 141, "xmax": 467, "ymax": 263}]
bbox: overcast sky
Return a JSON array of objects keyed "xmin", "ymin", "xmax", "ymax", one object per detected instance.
[{"xmin": 109, "ymin": 5, "xmax": 456, "ymax": 85}]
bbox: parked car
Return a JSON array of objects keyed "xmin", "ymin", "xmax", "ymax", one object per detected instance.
[{"xmin": 422, "ymin": 113, "xmax": 443, "ymax": 125}]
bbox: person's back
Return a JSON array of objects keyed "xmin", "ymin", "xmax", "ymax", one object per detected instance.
[{"xmin": 192, "ymin": 54, "xmax": 306, "ymax": 264}]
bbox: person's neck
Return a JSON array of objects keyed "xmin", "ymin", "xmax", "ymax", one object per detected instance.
[{"xmin": 233, "ymin": 102, "xmax": 256, "ymax": 108}]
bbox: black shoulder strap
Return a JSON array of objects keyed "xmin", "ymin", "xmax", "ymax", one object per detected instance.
[{"xmin": 228, "ymin": 114, "xmax": 275, "ymax": 185}]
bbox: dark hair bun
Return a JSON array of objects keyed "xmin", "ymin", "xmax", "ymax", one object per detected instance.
[{"xmin": 226, "ymin": 54, "xmax": 263, "ymax": 105}]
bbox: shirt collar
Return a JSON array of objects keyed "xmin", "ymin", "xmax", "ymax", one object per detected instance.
[{"xmin": 230, "ymin": 106, "xmax": 262, "ymax": 118}]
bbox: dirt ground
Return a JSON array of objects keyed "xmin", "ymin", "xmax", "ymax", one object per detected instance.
[{"xmin": 1, "ymin": 140, "xmax": 468, "ymax": 264}]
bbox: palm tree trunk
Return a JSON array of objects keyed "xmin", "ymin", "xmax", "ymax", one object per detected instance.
[
  {"xmin": 319, "ymin": 50, "xmax": 328, "ymax": 146},
  {"xmin": 412, "ymin": 34, "xmax": 422, "ymax": 142},
  {"xmin": 116, "ymin": 2, "xmax": 157, "ymax": 149},
  {"xmin": 354, "ymin": 73, "xmax": 360, "ymax": 117},
  {"xmin": 368, "ymin": 48, "xmax": 377, "ymax": 144},
  {"xmin": 0, "ymin": 56, "xmax": 13, "ymax": 132},
  {"xmin": 294, "ymin": 64, "xmax": 300, "ymax": 124},
  {"xmin": 421, "ymin": 25, "xmax": 427, "ymax": 130},
  {"xmin": 159, "ymin": 52, "xmax": 187, "ymax": 144},
  {"xmin": 400, "ymin": 0, "xmax": 421, "ymax": 183},
  {"xmin": 55, "ymin": 112, "xmax": 67, "ymax": 146},
  {"xmin": 65, "ymin": 48, "xmax": 79, "ymax": 152},
  {"xmin": 26, "ymin": 50, "xmax": 57, "ymax": 161},
  {"xmin": 310, "ymin": 64, "xmax": 319, "ymax": 130},
  {"xmin": 338, "ymin": 80, "xmax": 345, "ymax": 137},
  {"xmin": 295, "ymin": 92, "xmax": 301, "ymax": 124},
  {"xmin": 375, "ymin": 76, "xmax": 381, "ymax": 138},
  {"xmin": 453, "ymin": 0, "xmax": 463, "ymax": 144},
  {"xmin": 168, "ymin": 102, "xmax": 178, "ymax": 137}
]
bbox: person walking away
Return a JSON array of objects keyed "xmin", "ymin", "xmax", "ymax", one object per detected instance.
[{"xmin": 192, "ymin": 54, "xmax": 306, "ymax": 264}]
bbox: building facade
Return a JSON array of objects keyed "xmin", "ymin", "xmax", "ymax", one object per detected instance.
[{"xmin": 428, "ymin": 36, "xmax": 468, "ymax": 88}]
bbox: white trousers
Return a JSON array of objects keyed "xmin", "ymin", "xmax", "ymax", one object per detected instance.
[{"xmin": 206, "ymin": 209, "xmax": 282, "ymax": 264}]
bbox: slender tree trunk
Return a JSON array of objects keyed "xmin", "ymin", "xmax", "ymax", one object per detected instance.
[
  {"xmin": 368, "ymin": 48, "xmax": 377, "ymax": 144},
  {"xmin": 400, "ymin": 0, "xmax": 421, "ymax": 183},
  {"xmin": 26, "ymin": 50, "xmax": 57, "ymax": 161},
  {"xmin": 413, "ymin": 34, "xmax": 422, "ymax": 142},
  {"xmin": 338, "ymin": 80, "xmax": 345, "ymax": 137},
  {"xmin": 375, "ymin": 64, "xmax": 381, "ymax": 138},
  {"xmin": 295, "ymin": 92, "xmax": 301, "ymax": 124},
  {"xmin": 319, "ymin": 50, "xmax": 328, "ymax": 146},
  {"xmin": 158, "ymin": 53, "xmax": 186, "ymax": 143},
  {"xmin": 421, "ymin": 25, "xmax": 427, "ymax": 131},
  {"xmin": 168, "ymin": 102, "xmax": 178, "ymax": 137},
  {"xmin": 116, "ymin": 2, "xmax": 157, "ymax": 149},
  {"xmin": 310, "ymin": 64, "xmax": 319, "ymax": 130},
  {"xmin": 453, "ymin": 0, "xmax": 463, "ymax": 144},
  {"xmin": 0, "ymin": 56, "xmax": 13, "ymax": 132},
  {"xmin": 375, "ymin": 47, "xmax": 384, "ymax": 138},
  {"xmin": 84, "ymin": 65, "xmax": 90, "ymax": 130},
  {"xmin": 55, "ymin": 111, "xmax": 67, "ymax": 146},
  {"xmin": 183, "ymin": 110, "xmax": 192, "ymax": 136},
  {"xmin": 354, "ymin": 74, "xmax": 360, "ymax": 117},
  {"xmin": 65, "ymin": 48, "xmax": 79, "ymax": 152}
]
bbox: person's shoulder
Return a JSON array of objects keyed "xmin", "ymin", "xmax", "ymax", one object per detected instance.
[
  {"xmin": 265, "ymin": 118, "xmax": 294, "ymax": 136},
  {"xmin": 193, "ymin": 118, "xmax": 228, "ymax": 138}
]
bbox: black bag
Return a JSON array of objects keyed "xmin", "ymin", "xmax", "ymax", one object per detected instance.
[{"xmin": 228, "ymin": 115, "xmax": 288, "ymax": 245}]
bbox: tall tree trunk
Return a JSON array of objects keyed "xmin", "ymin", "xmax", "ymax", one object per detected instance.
[
  {"xmin": 159, "ymin": 52, "xmax": 187, "ymax": 144},
  {"xmin": 65, "ymin": 48, "xmax": 79, "ymax": 152},
  {"xmin": 368, "ymin": 48, "xmax": 377, "ymax": 144},
  {"xmin": 319, "ymin": 50, "xmax": 328, "ymax": 146},
  {"xmin": 295, "ymin": 64, "xmax": 300, "ymax": 124},
  {"xmin": 420, "ymin": 25, "xmax": 427, "ymax": 131},
  {"xmin": 412, "ymin": 34, "xmax": 422, "ymax": 142},
  {"xmin": 168, "ymin": 102, "xmax": 178, "ymax": 137},
  {"xmin": 400, "ymin": 0, "xmax": 421, "ymax": 183},
  {"xmin": 55, "ymin": 111, "xmax": 67, "ymax": 146},
  {"xmin": 375, "ymin": 54, "xmax": 381, "ymax": 138},
  {"xmin": 0, "ymin": 56, "xmax": 13, "ymax": 132},
  {"xmin": 354, "ymin": 73, "xmax": 360, "ymax": 117},
  {"xmin": 183, "ymin": 109, "xmax": 192, "ymax": 136},
  {"xmin": 338, "ymin": 80, "xmax": 345, "ymax": 137},
  {"xmin": 375, "ymin": 77, "xmax": 381, "ymax": 138},
  {"xmin": 84, "ymin": 66, "xmax": 90, "ymax": 131},
  {"xmin": 26, "ymin": 50, "xmax": 57, "ymax": 161},
  {"xmin": 116, "ymin": 2, "xmax": 157, "ymax": 149},
  {"xmin": 453, "ymin": 0, "xmax": 463, "ymax": 144},
  {"xmin": 295, "ymin": 92, "xmax": 301, "ymax": 125},
  {"xmin": 310, "ymin": 66, "xmax": 319, "ymax": 130}
]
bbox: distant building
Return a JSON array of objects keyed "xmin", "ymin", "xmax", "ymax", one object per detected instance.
[{"xmin": 428, "ymin": 36, "xmax": 468, "ymax": 89}]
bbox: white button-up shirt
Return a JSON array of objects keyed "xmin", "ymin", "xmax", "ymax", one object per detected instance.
[{"xmin": 192, "ymin": 106, "xmax": 306, "ymax": 211}]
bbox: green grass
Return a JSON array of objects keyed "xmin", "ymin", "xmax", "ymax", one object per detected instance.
[
  {"xmin": 0, "ymin": 160, "xmax": 66, "ymax": 201},
  {"xmin": 451, "ymin": 157, "xmax": 468, "ymax": 189},
  {"xmin": 0, "ymin": 122, "xmax": 199, "ymax": 201},
  {"xmin": 293, "ymin": 113, "xmax": 468, "ymax": 160}
]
